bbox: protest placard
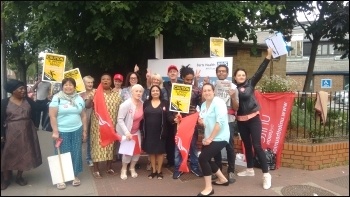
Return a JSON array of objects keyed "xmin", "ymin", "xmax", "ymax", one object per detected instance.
[
  {"xmin": 210, "ymin": 37, "xmax": 225, "ymax": 57},
  {"xmin": 42, "ymin": 53, "xmax": 66, "ymax": 82},
  {"xmin": 64, "ymin": 68, "xmax": 86, "ymax": 93},
  {"xmin": 170, "ymin": 83, "xmax": 192, "ymax": 113},
  {"xmin": 265, "ymin": 32, "xmax": 288, "ymax": 58},
  {"xmin": 215, "ymin": 80, "xmax": 233, "ymax": 107}
]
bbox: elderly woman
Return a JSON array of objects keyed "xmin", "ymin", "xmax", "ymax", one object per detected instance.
[
  {"xmin": 143, "ymin": 73, "xmax": 168, "ymax": 101},
  {"xmin": 1, "ymin": 79, "xmax": 42, "ymax": 190},
  {"xmin": 197, "ymin": 83, "xmax": 230, "ymax": 196},
  {"xmin": 116, "ymin": 84, "xmax": 144, "ymax": 180},
  {"xmin": 49, "ymin": 77, "xmax": 87, "ymax": 190},
  {"xmin": 85, "ymin": 73, "xmax": 122, "ymax": 179}
]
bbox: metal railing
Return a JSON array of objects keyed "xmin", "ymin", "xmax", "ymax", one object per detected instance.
[{"xmin": 286, "ymin": 91, "xmax": 349, "ymax": 143}]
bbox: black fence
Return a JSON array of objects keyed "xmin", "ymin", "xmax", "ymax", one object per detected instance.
[{"xmin": 286, "ymin": 91, "xmax": 349, "ymax": 143}]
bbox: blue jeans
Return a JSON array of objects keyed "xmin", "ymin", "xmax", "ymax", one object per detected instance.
[{"xmin": 174, "ymin": 127, "xmax": 200, "ymax": 172}]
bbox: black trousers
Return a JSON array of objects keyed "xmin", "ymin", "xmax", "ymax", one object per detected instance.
[
  {"xmin": 198, "ymin": 141, "xmax": 227, "ymax": 176},
  {"xmin": 213, "ymin": 122, "xmax": 236, "ymax": 173},
  {"xmin": 34, "ymin": 99, "xmax": 49, "ymax": 128},
  {"xmin": 237, "ymin": 115, "xmax": 269, "ymax": 173},
  {"xmin": 165, "ymin": 123, "xmax": 176, "ymax": 165}
]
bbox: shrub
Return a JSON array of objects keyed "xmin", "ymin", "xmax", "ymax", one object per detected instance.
[{"xmin": 256, "ymin": 75, "xmax": 299, "ymax": 93}]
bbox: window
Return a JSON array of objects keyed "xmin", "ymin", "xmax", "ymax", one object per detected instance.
[
  {"xmin": 317, "ymin": 45, "xmax": 322, "ymax": 55},
  {"xmin": 288, "ymin": 40, "xmax": 303, "ymax": 57}
]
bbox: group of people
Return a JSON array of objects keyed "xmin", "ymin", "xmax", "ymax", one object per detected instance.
[{"xmin": 1, "ymin": 48, "xmax": 274, "ymax": 196}]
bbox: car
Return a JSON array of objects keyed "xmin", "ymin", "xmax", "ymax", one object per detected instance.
[{"xmin": 333, "ymin": 84, "xmax": 349, "ymax": 105}]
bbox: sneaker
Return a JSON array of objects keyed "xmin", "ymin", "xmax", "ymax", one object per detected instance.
[
  {"xmin": 263, "ymin": 173, "xmax": 272, "ymax": 189},
  {"xmin": 172, "ymin": 171, "xmax": 183, "ymax": 179},
  {"xmin": 237, "ymin": 169, "xmax": 255, "ymax": 177},
  {"xmin": 228, "ymin": 172, "xmax": 236, "ymax": 184},
  {"xmin": 87, "ymin": 160, "xmax": 93, "ymax": 167},
  {"xmin": 191, "ymin": 168, "xmax": 203, "ymax": 177}
]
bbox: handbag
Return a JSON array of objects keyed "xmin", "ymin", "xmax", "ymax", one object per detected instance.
[{"xmin": 253, "ymin": 148, "xmax": 276, "ymax": 170}]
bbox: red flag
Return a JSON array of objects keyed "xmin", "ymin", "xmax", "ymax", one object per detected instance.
[
  {"xmin": 93, "ymin": 84, "xmax": 121, "ymax": 147},
  {"xmin": 254, "ymin": 91, "xmax": 295, "ymax": 169},
  {"xmin": 132, "ymin": 135, "xmax": 141, "ymax": 155},
  {"xmin": 175, "ymin": 112, "xmax": 199, "ymax": 172}
]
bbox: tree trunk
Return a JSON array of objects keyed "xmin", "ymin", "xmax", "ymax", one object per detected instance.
[{"xmin": 302, "ymin": 38, "xmax": 320, "ymax": 92}]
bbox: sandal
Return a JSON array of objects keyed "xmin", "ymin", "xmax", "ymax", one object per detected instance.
[
  {"xmin": 157, "ymin": 172, "xmax": 163, "ymax": 180},
  {"xmin": 129, "ymin": 168, "xmax": 138, "ymax": 178},
  {"xmin": 57, "ymin": 183, "xmax": 66, "ymax": 190},
  {"xmin": 106, "ymin": 169, "xmax": 116, "ymax": 176},
  {"xmin": 148, "ymin": 172, "xmax": 157, "ymax": 179},
  {"xmin": 92, "ymin": 171, "xmax": 102, "ymax": 179},
  {"xmin": 72, "ymin": 178, "xmax": 81, "ymax": 186},
  {"xmin": 120, "ymin": 170, "xmax": 127, "ymax": 180}
]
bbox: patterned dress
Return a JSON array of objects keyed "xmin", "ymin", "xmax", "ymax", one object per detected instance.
[
  {"xmin": 90, "ymin": 91, "xmax": 122, "ymax": 162},
  {"xmin": 1, "ymin": 100, "xmax": 42, "ymax": 171}
]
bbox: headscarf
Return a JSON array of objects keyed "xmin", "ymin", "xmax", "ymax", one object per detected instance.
[
  {"xmin": 5, "ymin": 79, "xmax": 25, "ymax": 93},
  {"xmin": 56, "ymin": 90, "xmax": 79, "ymax": 107}
]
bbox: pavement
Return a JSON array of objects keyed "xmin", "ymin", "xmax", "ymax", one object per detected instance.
[{"xmin": 1, "ymin": 130, "xmax": 349, "ymax": 196}]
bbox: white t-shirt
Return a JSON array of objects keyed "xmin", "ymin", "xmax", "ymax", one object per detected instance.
[
  {"xmin": 214, "ymin": 79, "xmax": 239, "ymax": 122},
  {"xmin": 36, "ymin": 81, "xmax": 51, "ymax": 100}
]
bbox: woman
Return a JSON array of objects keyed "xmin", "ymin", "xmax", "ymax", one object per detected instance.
[
  {"xmin": 80, "ymin": 75, "xmax": 96, "ymax": 167},
  {"xmin": 120, "ymin": 72, "xmax": 141, "ymax": 102},
  {"xmin": 143, "ymin": 73, "xmax": 168, "ymax": 101},
  {"xmin": 143, "ymin": 85, "xmax": 171, "ymax": 179},
  {"xmin": 49, "ymin": 77, "xmax": 87, "ymax": 190},
  {"xmin": 85, "ymin": 73, "xmax": 122, "ymax": 179},
  {"xmin": 116, "ymin": 84, "xmax": 144, "ymax": 180},
  {"xmin": 234, "ymin": 48, "xmax": 273, "ymax": 190},
  {"xmin": 1, "ymin": 79, "xmax": 42, "ymax": 190},
  {"xmin": 112, "ymin": 73, "xmax": 124, "ymax": 97},
  {"xmin": 197, "ymin": 83, "xmax": 230, "ymax": 196}
]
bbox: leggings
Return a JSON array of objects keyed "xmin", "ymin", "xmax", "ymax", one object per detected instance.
[
  {"xmin": 198, "ymin": 141, "xmax": 227, "ymax": 176},
  {"xmin": 237, "ymin": 115, "xmax": 269, "ymax": 173}
]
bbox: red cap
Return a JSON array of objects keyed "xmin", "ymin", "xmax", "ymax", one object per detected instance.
[
  {"xmin": 113, "ymin": 74, "xmax": 123, "ymax": 81},
  {"xmin": 167, "ymin": 65, "xmax": 178, "ymax": 73}
]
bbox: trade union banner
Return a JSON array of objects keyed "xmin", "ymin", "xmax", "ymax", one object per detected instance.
[{"xmin": 254, "ymin": 91, "xmax": 295, "ymax": 169}]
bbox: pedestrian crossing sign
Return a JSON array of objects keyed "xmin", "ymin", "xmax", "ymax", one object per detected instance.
[{"xmin": 321, "ymin": 79, "xmax": 332, "ymax": 88}]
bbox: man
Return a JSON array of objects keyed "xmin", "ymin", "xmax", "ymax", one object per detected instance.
[
  {"xmin": 162, "ymin": 65, "xmax": 182, "ymax": 168},
  {"xmin": 209, "ymin": 64, "xmax": 239, "ymax": 184},
  {"xmin": 80, "ymin": 75, "xmax": 96, "ymax": 166},
  {"xmin": 31, "ymin": 74, "xmax": 52, "ymax": 129}
]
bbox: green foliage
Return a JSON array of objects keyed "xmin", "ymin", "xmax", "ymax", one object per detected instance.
[{"xmin": 256, "ymin": 75, "xmax": 299, "ymax": 93}]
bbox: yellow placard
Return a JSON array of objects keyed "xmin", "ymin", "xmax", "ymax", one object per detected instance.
[
  {"xmin": 169, "ymin": 83, "xmax": 192, "ymax": 113},
  {"xmin": 42, "ymin": 53, "xmax": 66, "ymax": 82},
  {"xmin": 210, "ymin": 37, "xmax": 225, "ymax": 57},
  {"xmin": 64, "ymin": 68, "xmax": 86, "ymax": 93}
]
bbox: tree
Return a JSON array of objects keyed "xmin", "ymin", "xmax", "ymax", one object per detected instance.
[
  {"xmin": 260, "ymin": 1, "xmax": 349, "ymax": 92},
  {"xmin": 30, "ymin": 1, "xmax": 279, "ymax": 84},
  {"xmin": 3, "ymin": 1, "xmax": 42, "ymax": 84}
]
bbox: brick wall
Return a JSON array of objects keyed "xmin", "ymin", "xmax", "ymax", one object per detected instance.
[
  {"xmin": 289, "ymin": 75, "xmax": 345, "ymax": 92},
  {"xmin": 198, "ymin": 135, "xmax": 349, "ymax": 171}
]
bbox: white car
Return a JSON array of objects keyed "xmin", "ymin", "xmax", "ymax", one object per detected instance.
[{"xmin": 334, "ymin": 84, "xmax": 349, "ymax": 105}]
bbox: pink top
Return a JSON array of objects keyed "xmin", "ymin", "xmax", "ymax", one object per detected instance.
[{"xmin": 130, "ymin": 107, "xmax": 143, "ymax": 134}]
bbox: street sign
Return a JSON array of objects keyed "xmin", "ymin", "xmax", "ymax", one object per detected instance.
[{"xmin": 321, "ymin": 79, "xmax": 332, "ymax": 88}]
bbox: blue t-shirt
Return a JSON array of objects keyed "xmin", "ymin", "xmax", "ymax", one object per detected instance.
[
  {"xmin": 49, "ymin": 95, "xmax": 85, "ymax": 132},
  {"xmin": 200, "ymin": 97, "xmax": 230, "ymax": 143}
]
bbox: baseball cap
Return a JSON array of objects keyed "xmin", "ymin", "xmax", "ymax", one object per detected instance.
[
  {"xmin": 168, "ymin": 65, "xmax": 178, "ymax": 73},
  {"xmin": 113, "ymin": 73, "xmax": 123, "ymax": 81}
]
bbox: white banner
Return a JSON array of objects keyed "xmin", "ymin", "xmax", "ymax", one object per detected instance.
[{"xmin": 147, "ymin": 57, "xmax": 233, "ymax": 87}]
